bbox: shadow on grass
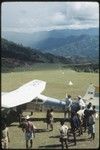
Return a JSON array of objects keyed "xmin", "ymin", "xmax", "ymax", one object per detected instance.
[
  {"xmin": 39, "ymin": 144, "xmax": 61, "ymax": 149},
  {"xmin": 35, "ymin": 128, "xmax": 48, "ymax": 133},
  {"xmin": 49, "ymin": 135, "xmax": 60, "ymax": 138},
  {"xmin": 68, "ymin": 137, "xmax": 88, "ymax": 144},
  {"xmin": 39, "ymin": 143, "xmax": 77, "ymax": 149}
]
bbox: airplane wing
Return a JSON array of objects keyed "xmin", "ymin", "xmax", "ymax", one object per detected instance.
[
  {"xmin": 2, "ymin": 92, "xmax": 8, "ymax": 96},
  {"xmin": 2, "ymin": 80, "xmax": 46, "ymax": 108}
]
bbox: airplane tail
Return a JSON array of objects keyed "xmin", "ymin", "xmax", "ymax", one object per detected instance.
[
  {"xmin": 83, "ymin": 84, "xmax": 99, "ymax": 112},
  {"xmin": 83, "ymin": 84, "xmax": 95, "ymax": 100}
]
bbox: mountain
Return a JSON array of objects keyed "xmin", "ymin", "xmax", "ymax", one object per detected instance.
[
  {"xmin": 1, "ymin": 38, "xmax": 73, "ymax": 72},
  {"xmin": 49, "ymin": 35, "xmax": 99, "ymax": 59},
  {"xmin": 2, "ymin": 38, "xmax": 99, "ymax": 73},
  {"xmin": 2, "ymin": 28, "xmax": 99, "ymax": 48},
  {"xmin": 2, "ymin": 28, "xmax": 99, "ymax": 60}
]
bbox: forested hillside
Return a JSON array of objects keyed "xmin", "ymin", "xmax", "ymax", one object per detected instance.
[
  {"xmin": 34, "ymin": 35, "xmax": 99, "ymax": 59},
  {"xmin": 1, "ymin": 38, "xmax": 73, "ymax": 72},
  {"xmin": 2, "ymin": 28, "xmax": 99, "ymax": 60}
]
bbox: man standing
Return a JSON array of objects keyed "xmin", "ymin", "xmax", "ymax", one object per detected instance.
[
  {"xmin": 70, "ymin": 111, "xmax": 78, "ymax": 146},
  {"xmin": 1, "ymin": 122, "xmax": 10, "ymax": 149},
  {"xmin": 49, "ymin": 109, "xmax": 54, "ymax": 131},
  {"xmin": 88, "ymin": 111, "xmax": 96, "ymax": 140},
  {"xmin": 22, "ymin": 115, "xmax": 36, "ymax": 149},
  {"xmin": 64, "ymin": 95, "xmax": 72, "ymax": 119},
  {"xmin": 59, "ymin": 120, "xmax": 68, "ymax": 149},
  {"xmin": 77, "ymin": 95, "xmax": 86, "ymax": 110}
]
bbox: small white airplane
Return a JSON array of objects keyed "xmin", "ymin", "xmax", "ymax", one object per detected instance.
[
  {"xmin": 1, "ymin": 80, "xmax": 99, "ymax": 124},
  {"xmin": 2, "ymin": 80, "xmax": 46, "ymax": 108},
  {"xmin": 1, "ymin": 80, "xmax": 66, "ymax": 112},
  {"xmin": 1, "ymin": 79, "xmax": 69, "ymax": 124}
]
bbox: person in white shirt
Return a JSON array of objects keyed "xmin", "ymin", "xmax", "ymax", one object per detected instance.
[
  {"xmin": 1, "ymin": 122, "xmax": 10, "ymax": 149},
  {"xmin": 77, "ymin": 95, "xmax": 86, "ymax": 110},
  {"xmin": 64, "ymin": 94, "xmax": 72, "ymax": 119},
  {"xmin": 59, "ymin": 120, "xmax": 68, "ymax": 149}
]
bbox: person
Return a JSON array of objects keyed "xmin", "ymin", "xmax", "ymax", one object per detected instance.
[
  {"xmin": 1, "ymin": 122, "xmax": 10, "ymax": 149},
  {"xmin": 92, "ymin": 105, "xmax": 96, "ymax": 114},
  {"xmin": 83, "ymin": 103, "xmax": 92, "ymax": 132},
  {"xmin": 87, "ymin": 102, "xmax": 93, "ymax": 110},
  {"xmin": 70, "ymin": 111, "xmax": 80, "ymax": 145},
  {"xmin": 49, "ymin": 109, "xmax": 54, "ymax": 131},
  {"xmin": 30, "ymin": 111, "xmax": 33, "ymax": 116},
  {"xmin": 88, "ymin": 111, "xmax": 95, "ymax": 140},
  {"xmin": 19, "ymin": 113, "xmax": 24, "ymax": 127},
  {"xmin": 59, "ymin": 120, "xmax": 68, "ymax": 149},
  {"xmin": 46, "ymin": 109, "xmax": 54, "ymax": 131},
  {"xmin": 46, "ymin": 109, "xmax": 50, "ymax": 130},
  {"xmin": 92, "ymin": 105, "xmax": 98, "ymax": 119},
  {"xmin": 64, "ymin": 94, "xmax": 72, "ymax": 119},
  {"xmin": 77, "ymin": 113, "xmax": 83, "ymax": 136},
  {"xmin": 22, "ymin": 115, "xmax": 36, "ymax": 149},
  {"xmin": 77, "ymin": 95, "xmax": 86, "ymax": 110}
]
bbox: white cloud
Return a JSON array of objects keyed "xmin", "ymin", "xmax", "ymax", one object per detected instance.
[
  {"xmin": 52, "ymin": 12, "xmax": 66, "ymax": 25},
  {"xmin": 1, "ymin": 2, "xmax": 99, "ymax": 33}
]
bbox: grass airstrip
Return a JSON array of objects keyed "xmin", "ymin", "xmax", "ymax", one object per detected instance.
[{"xmin": 1, "ymin": 63, "xmax": 99, "ymax": 149}]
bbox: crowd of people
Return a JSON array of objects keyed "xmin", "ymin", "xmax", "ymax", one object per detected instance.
[
  {"xmin": 1, "ymin": 95, "xmax": 98, "ymax": 149},
  {"xmin": 60, "ymin": 94, "xmax": 97, "ymax": 149}
]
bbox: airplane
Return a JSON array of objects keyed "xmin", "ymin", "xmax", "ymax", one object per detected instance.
[
  {"xmin": 1, "ymin": 80, "xmax": 46, "ymax": 124},
  {"xmin": 1, "ymin": 79, "xmax": 80, "ymax": 124},
  {"xmin": 1, "ymin": 80, "xmax": 99, "ymax": 125},
  {"xmin": 83, "ymin": 83, "xmax": 99, "ymax": 112}
]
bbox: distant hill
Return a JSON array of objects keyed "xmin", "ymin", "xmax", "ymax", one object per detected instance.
[
  {"xmin": 1, "ymin": 38, "xmax": 73, "ymax": 72},
  {"xmin": 33, "ymin": 34, "xmax": 98, "ymax": 58},
  {"xmin": 2, "ymin": 28, "xmax": 99, "ymax": 60},
  {"xmin": 50, "ymin": 35, "xmax": 99, "ymax": 59}
]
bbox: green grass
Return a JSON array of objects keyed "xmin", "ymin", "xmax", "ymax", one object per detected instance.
[
  {"xmin": 1, "ymin": 63, "xmax": 99, "ymax": 99},
  {"xmin": 8, "ymin": 112, "xmax": 99, "ymax": 149}
]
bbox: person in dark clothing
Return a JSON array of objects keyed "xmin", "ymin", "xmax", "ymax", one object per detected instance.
[
  {"xmin": 49, "ymin": 109, "xmax": 54, "ymax": 131},
  {"xmin": 92, "ymin": 105, "xmax": 96, "ymax": 114},
  {"xmin": 70, "ymin": 111, "xmax": 78, "ymax": 145},
  {"xmin": 83, "ymin": 104, "xmax": 92, "ymax": 132},
  {"xmin": 46, "ymin": 109, "xmax": 50, "ymax": 130},
  {"xmin": 88, "ymin": 111, "xmax": 95, "ymax": 140}
]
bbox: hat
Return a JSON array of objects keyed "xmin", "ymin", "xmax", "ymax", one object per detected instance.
[
  {"xmin": 26, "ymin": 115, "xmax": 30, "ymax": 120},
  {"xmin": 78, "ymin": 95, "xmax": 82, "ymax": 99}
]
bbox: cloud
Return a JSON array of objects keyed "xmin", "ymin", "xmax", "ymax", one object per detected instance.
[
  {"xmin": 52, "ymin": 12, "xmax": 66, "ymax": 25},
  {"xmin": 1, "ymin": 2, "xmax": 99, "ymax": 33}
]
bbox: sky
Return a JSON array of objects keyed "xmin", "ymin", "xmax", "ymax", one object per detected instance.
[{"xmin": 1, "ymin": 2, "xmax": 99, "ymax": 33}]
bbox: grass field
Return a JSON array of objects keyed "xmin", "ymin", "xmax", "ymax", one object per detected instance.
[
  {"xmin": 1, "ymin": 63, "xmax": 99, "ymax": 99},
  {"xmin": 8, "ymin": 112, "xmax": 99, "ymax": 149},
  {"xmin": 1, "ymin": 63, "xmax": 99, "ymax": 149}
]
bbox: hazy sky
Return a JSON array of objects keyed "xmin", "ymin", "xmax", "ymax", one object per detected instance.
[{"xmin": 1, "ymin": 2, "xmax": 99, "ymax": 33}]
